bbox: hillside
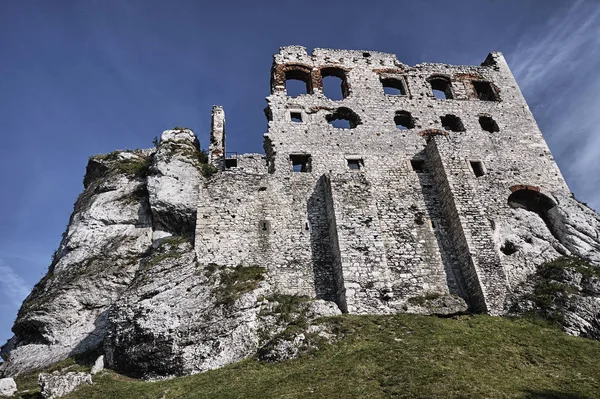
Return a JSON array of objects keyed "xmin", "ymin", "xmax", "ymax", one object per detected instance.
[{"xmin": 12, "ymin": 314, "xmax": 600, "ymax": 399}]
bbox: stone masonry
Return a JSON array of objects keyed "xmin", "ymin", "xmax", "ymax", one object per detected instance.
[{"xmin": 195, "ymin": 46, "xmax": 571, "ymax": 316}]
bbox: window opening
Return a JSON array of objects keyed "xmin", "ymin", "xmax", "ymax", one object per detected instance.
[
  {"xmin": 479, "ymin": 115, "xmax": 499, "ymax": 132},
  {"xmin": 321, "ymin": 67, "xmax": 349, "ymax": 99},
  {"xmin": 470, "ymin": 161, "xmax": 485, "ymax": 177},
  {"xmin": 290, "ymin": 112, "xmax": 302, "ymax": 122},
  {"xmin": 473, "ymin": 81, "xmax": 499, "ymax": 101},
  {"xmin": 381, "ymin": 77, "xmax": 406, "ymax": 96},
  {"xmin": 225, "ymin": 158, "xmax": 238, "ymax": 168},
  {"xmin": 411, "ymin": 159, "xmax": 425, "ymax": 172},
  {"xmin": 440, "ymin": 114, "xmax": 465, "ymax": 132},
  {"xmin": 290, "ymin": 154, "xmax": 311, "ymax": 173},
  {"xmin": 326, "ymin": 107, "xmax": 362, "ymax": 129},
  {"xmin": 347, "ymin": 158, "xmax": 363, "ymax": 170},
  {"xmin": 394, "ymin": 111, "xmax": 414, "ymax": 129},
  {"xmin": 285, "ymin": 69, "xmax": 311, "ymax": 97},
  {"xmin": 429, "ymin": 77, "xmax": 453, "ymax": 99},
  {"xmin": 363, "ymin": 52, "xmax": 371, "ymax": 58}
]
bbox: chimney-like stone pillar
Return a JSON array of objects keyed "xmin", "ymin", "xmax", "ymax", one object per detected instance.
[{"xmin": 209, "ymin": 105, "xmax": 225, "ymax": 170}]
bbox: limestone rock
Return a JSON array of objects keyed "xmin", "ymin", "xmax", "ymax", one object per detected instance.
[
  {"xmin": 38, "ymin": 372, "xmax": 92, "ymax": 399},
  {"xmin": 90, "ymin": 355, "xmax": 104, "ymax": 375},
  {"xmin": 0, "ymin": 150, "xmax": 154, "ymax": 377},
  {"xmin": 147, "ymin": 128, "xmax": 203, "ymax": 236},
  {"xmin": 0, "ymin": 378, "xmax": 17, "ymax": 397}
]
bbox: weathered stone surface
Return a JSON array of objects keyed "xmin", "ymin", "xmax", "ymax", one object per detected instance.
[
  {"xmin": 2, "ymin": 46, "xmax": 600, "ymax": 379},
  {"xmin": 147, "ymin": 128, "xmax": 203, "ymax": 237},
  {"xmin": 38, "ymin": 371, "xmax": 92, "ymax": 399},
  {"xmin": 0, "ymin": 377, "xmax": 17, "ymax": 397},
  {"xmin": 90, "ymin": 355, "xmax": 104, "ymax": 375}
]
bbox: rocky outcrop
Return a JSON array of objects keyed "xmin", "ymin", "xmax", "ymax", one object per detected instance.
[
  {"xmin": 38, "ymin": 371, "xmax": 92, "ymax": 399},
  {"xmin": 0, "ymin": 129, "xmax": 203, "ymax": 377},
  {"xmin": 0, "ymin": 377, "xmax": 17, "ymax": 397},
  {"xmin": 508, "ymin": 256, "xmax": 600, "ymax": 340}
]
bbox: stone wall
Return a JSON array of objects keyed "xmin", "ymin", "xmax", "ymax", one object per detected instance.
[{"xmin": 194, "ymin": 46, "xmax": 572, "ymax": 315}]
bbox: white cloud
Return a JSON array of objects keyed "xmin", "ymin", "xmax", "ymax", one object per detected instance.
[
  {"xmin": 0, "ymin": 261, "xmax": 30, "ymax": 307},
  {"xmin": 508, "ymin": 0, "xmax": 600, "ymax": 211}
]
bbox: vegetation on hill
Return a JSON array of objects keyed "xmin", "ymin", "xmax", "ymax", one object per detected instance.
[{"xmin": 13, "ymin": 314, "xmax": 600, "ymax": 399}]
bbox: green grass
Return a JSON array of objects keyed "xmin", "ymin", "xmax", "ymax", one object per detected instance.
[
  {"xmin": 211, "ymin": 265, "xmax": 267, "ymax": 306},
  {"xmin": 13, "ymin": 314, "xmax": 600, "ymax": 399}
]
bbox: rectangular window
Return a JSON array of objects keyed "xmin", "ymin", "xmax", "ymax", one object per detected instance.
[
  {"xmin": 411, "ymin": 159, "xmax": 425, "ymax": 173},
  {"xmin": 290, "ymin": 112, "xmax": 302, "ymax": 122},
  {"xmin": 470, "ymin": 160, "xmax": 485, "ymax": 177},
  {"xmin": 290, "ymin": 154, "xmax": 311, "ymax": 172},
  {"xmin": 347, "ymin": 158, "xmax": 363, "ymax": 170},
  {"xmin": 225, "ymin": 158, "xmax": 238, "ymax": 168}
]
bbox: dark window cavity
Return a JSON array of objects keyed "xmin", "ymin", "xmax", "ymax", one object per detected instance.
[
  {"xmin": 326, "ymin": 107, "xmax": 362, "ymax": 129},
  {"xmin": 290, "ymin": 154, "xmax": 311, "ymax": 173},
  {"xmin": 441, "ymin": 114, "xmax": 465, "ymax": 132},
  {"xmin": 381, "ymin": 77, "xmax": 406, "ymax": 96},
  {"xmin": 259, "ymin": 220, "xmax": 270, "ymax": 232},
  {"xmin": 290, "ymin": 112, "xmax": 303, "ymax": 123},
  {"xmin": 321, "ymin": 67, "xmax": 349, "ymax": 100},
  {"xmin": 363, "ymin": 52, "xmax": 371, "ymax": 58},
  {"xmin": 479, "ymin": 115, "xmax": 499, "ymax": 132},
  {"xmin": 285, "ymin": 69, "xmax": 311, "ymax": 97},
  {"xmin": 473, "ymin": 81, "xmax": 499, "ymax": 101},
  {"xmin": 429, "ymin": 76, "xmax": 453, "ymax": 99},
  {"xmin": 225, "ymin": 158, "xmax": 238, "ymax": 168},
  {"xmin": 411, "ymin": 159, "xmax": 425, "ymax": 173},
  {"xmin": 470, "ymin": 161, "xmax": 485, "ymax": 177},
  {"xmin": 394, "ymin": 111, "xmax": 414, "ymax": 130},
  {"xmin": 347, "ymin": 158, "xmax": 363, "ymax": 170}
]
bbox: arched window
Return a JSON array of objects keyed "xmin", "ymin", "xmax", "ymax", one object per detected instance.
[
  {"xmin": 285, "ymin": 67, "xmax": 312, "ymax": 97},
  {"xmin": 381, "ymin": 77, "xmax": 407, "ymax": 96},
  {"xmin": 394, "ymin": 111, "xmax": 414, "ymax": 129},
  {"xmin": 326, "ymin": 107, "xmax": 362, "ymax": 129},
  {"xmin": 429, "ymin": 76, "xmax": 453, "ymax": 99},
  {"xmin": 321, "ymin": 67, "xmax": 349, "ymax": 100}
]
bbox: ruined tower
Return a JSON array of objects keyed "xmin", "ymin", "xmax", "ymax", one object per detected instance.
[{"xmin": 196, "ymin": 46, "xmax": 570, "ymax": 316}]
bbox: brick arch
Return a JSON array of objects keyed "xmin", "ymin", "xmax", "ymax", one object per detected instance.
[
  {"xmin": 271, "ymin": 63, "xmax": 314, "ymax": 94},
  {"xmin": 419, "ymin": 128, "xmax": 448, "ymax": 138},
  {"xmin": 317, "ymin": 66, "xmax": 351, "ymax": 98}
]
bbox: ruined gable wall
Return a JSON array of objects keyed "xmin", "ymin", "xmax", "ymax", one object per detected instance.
[{"xmin": 195, "ymin": 46, "xmax": 571, "ymax": 314}]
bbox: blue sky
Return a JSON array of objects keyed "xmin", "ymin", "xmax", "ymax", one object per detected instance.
[{"xmin": 1, "ymin": 0, "xmax": 599, "ymax": 345}]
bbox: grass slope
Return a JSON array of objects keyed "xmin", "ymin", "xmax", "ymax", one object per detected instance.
[{"xmin": 14, "ymin": 314, "xmax": 600, "ymax": 399}]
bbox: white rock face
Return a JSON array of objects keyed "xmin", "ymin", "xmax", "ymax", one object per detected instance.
[
  {"xmin": 147, "ymin": 129, "xmax": 203, "ymax": 236},
  {"xmin": 90, "ymin": 355, "xmax": 104, "ymax": 375},
  {"xmin": 0, "ymin": 377, "xmax": 17, "ymax": 397},
  {"xmin": 38, "ymin": 372, "xmax": 92, "ymax": 399}
]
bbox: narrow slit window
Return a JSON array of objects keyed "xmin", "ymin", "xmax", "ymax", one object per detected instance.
[
  {"xmin": 394, "ymin": 111, "xmax": 414, "ymax": 130},
  {"xmin": 440, "ymin": 114, "xmax": 465, "ymax": 132},
  {"xmin": 290, "ymin": 112, "xmax": 302, "ymax": 123},
  {"xmin": 479, "ymin": 115, "xmax": 499, "ymax": 132},
  {"xmin": 411, "ymin": 159, "xmax": 425, "ymax": 173},
  {"xmin": 470, "ymin": 161, "xmax": 485, "ymax": 177},
  {"xmin": 290, "ymin": 154, "xmax": 311, "ymax": 173},
  {"xmin": 347, "ymin": 158, "xmax": 363, "ymax": 170},
  {"xmin": 473, "ymin": 81, "xmax": 499, "ymax": 101}
]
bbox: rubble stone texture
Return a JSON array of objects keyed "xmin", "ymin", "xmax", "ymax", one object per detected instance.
[
  {"xmin": 1, "ymin": 46, "xmax": 599, "ymax": 379},
  {"xmin": 38, "ymin": 372, "xmax": 92, "ymax": 399},
  {"xmin": 0, "ymin": 377, "xmax": 17, "ymax": 397}
]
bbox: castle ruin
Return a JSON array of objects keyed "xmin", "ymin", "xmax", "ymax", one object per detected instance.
[{"xmin": 196, "ymin": 45, "xmax": 569, "ymax": 316}]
